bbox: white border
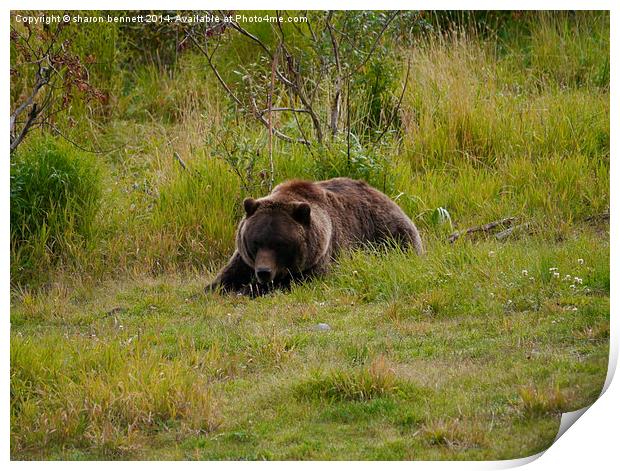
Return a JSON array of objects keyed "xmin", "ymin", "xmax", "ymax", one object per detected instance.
[
  {"xmin": 3, "ymin": 1, "xmax": 617, "ymax": 468},
  {"xmin": 3, "ymin": 2, "xmax": 618, "ymax": 10}
]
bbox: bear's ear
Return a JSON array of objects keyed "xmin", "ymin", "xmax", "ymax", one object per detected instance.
[
  {"xmin": 292, "ymin": 202, "xmax": 311, "ymax": 225},
  {"xmin": 243, "ymin": 198, "xmax": 260, "ymax": 217}
]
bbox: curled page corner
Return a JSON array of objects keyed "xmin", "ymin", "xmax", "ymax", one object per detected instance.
[
  {"xmin": 490, "ymin": 405, "xmax": 597, "ymax": 469},
  {"xmin": 492, "ymin": 451, "xmax": 545, "ymax": 469},
  {"xmin": 554, "ymin": 406, "xmax": 590, "ymax": 443},
  {"xmin": 493, "ymin": 344, "xmax": 618, "ymax": 469},
  {"xmin": 550, "ymin": 343, "xmax": 618, "ymax": 445}
]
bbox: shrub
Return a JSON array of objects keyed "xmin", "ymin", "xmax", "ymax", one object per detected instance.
[
  {"xmin": 10, "ymin": 135, "xmax": 101, "ymax": 284},
  {"xmin": 311, "ymin": 135, "xmax": 394, "ymax": 193}
]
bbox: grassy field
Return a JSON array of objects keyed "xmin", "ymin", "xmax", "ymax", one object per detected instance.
[{"xmin": 10, "ymin": 11, "xmax": 609, "ymax": 460}]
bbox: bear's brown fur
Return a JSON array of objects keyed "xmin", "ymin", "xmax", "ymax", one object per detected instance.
[{"xmin": 206, "ymin": 177, "xmax": 423, "ymax": 295}]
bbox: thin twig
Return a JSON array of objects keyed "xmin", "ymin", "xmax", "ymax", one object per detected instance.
[
  {"xmin": 287, "ymin": 88, "xmax": 314, "ymax": 154},
  {"xmin": 346, "ymin": 78, "xmax": 351, "ymax": 169},
  {"xmin": 228, "ymin": 21, "xmax": 294, "ymax": 88},
  {"xmin": 10, "ymin": 72, "xmax": 47, "ymax": 134},
  {"xmin": 305, "ymin": 12, "xmax": 318, "ymax": 42},
  {"xmin": 258, "ymin": 107, "xmax": 310, "ymax": 116},
  {"xmin": 344, "ymin": 11, "xmax": 400, "ymax": 80},
  {"xmin": 326, "ymin": 11, "xmax": 342, "ymax": 136},
  {"xmin": 49, "ymin": 124, "xmax": 120, "ymax": 154},
  {"xmin": 267, "ymin": 45, "xmax": 279, "ymax": 191},
  {"xmin": 373, "ymin": 57, "xmax": 411, "ymax": 145}
]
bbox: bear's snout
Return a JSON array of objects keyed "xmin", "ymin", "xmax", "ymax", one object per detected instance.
[
  {"xmin": 254, "ymin": 248, "xmax": 277, "ymax": 284},
  {"xmin": 255, "ymin": 267, "xmax": 273, "ymax": 284}
]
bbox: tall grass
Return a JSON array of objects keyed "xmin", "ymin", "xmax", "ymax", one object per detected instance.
[
  {"xmin": 148, "ymin": 157, "xmax": 240, "ymax": 271},
  {"xmin": 11, "ymin": 335, "xmax": 219, "ymax": 456},
  {"xmin": 401, "ymin": 13, "xmax": 609, "ymax": 170}
]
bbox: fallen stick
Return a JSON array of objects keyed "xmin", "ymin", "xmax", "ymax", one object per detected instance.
[
  {"xmin": 495, "ymin": 223, "xmax": 531, "ymax": 241},
  {"xmin": 173, "ymin": 151, "xmax": 202, "ymax": 177},
  {"xmin": 448, "ymin": 217, "xmax": 516, "ymax": 244},
  {"xmin": 173, "ymin": 152, "xmax": 188, "ymax": 171},
  {"xmin": 584, "ymin": 210, "xmax": 610, "ymax": 223}
]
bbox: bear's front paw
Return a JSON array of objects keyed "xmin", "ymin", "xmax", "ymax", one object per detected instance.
[{"xmin": 205, "ymin": 281, "xmax": 221, "ymax": 294}]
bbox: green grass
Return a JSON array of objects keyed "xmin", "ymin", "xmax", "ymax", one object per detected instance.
[
  {"xmin": 10, "ymin": 11, "xmax": 609, "ymax": 460},
  {"xmin": 11, "ymin": 232, "xmax": 609, "ymax": 459}
]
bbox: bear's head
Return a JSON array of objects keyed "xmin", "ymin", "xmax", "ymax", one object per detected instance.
[{"xmin": 237, "ymin": 197, "xmax": 314, "ymax": 284}]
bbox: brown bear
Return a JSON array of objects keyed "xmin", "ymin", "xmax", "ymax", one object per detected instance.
[{"xmin": 206, "ymin": 177, "xmax": 423, "ymax": 295}]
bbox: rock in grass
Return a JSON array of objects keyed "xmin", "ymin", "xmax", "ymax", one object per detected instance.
[{"xmin": 313, "ymin": 323, "xmax": 331, "ymax": 331}]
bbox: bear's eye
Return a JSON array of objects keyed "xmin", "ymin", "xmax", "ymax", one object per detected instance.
[
  {"xmin": 244, "ymin": 239, "xmax": 259, "ymax": 259},
  {"xmin": 270, "ymin": 239, "xmax": 294, "ymax": 253}
]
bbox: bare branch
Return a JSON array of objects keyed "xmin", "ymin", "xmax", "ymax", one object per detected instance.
[
  {"xmin": 285, "ymin": 87, "xmax": 315, "ymax": 156},
  {"xmin": 195, "ymin": 21, "xmax": 322, "ymax": 144},
  {"xmin": 228, "ymin": 21, "xmax": 296, "ymax": 89},
  {"xmin": 227, "ymin": 17, "xmax": 325, "ymax": 144},
  {"xmin": 495, "ymin": 223, "xmax": 532, "ymax": 241},
  {"xmin": 10, "ymin": 66, "xmax": 50, "ymax": 137},
  {"xmin": 10, "ymin": 103, "xmax": 38, "ymax": 153}
]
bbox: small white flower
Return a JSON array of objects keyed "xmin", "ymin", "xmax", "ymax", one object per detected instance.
[
  {"xmin": 564, "ymin": 275, "xmax": 572, "ymax": 281},
  {"xmin": 529, "ymin": 277, "xmax": 535, "ymax": 281},
  {"xmin": 577, "ymin": 259, "xmax": 584, "ymax": 264},
  {"xmin": 574, "ymin": 277, "xmax": 583, "ymax": 284},
  {"xmin": 553, "ymin": 272, "xmax": 560, "ymax": 278},
  {"xmin": 570, "ymin": 284, "xmax": 576, "ymax": 290},
  {"xmin": 549, "ymin": 267, "xmax": 559, "ymax": 272},
  {"xmin": 522, "ymin": 270, "xmax": 528, "ymax": 276}
]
